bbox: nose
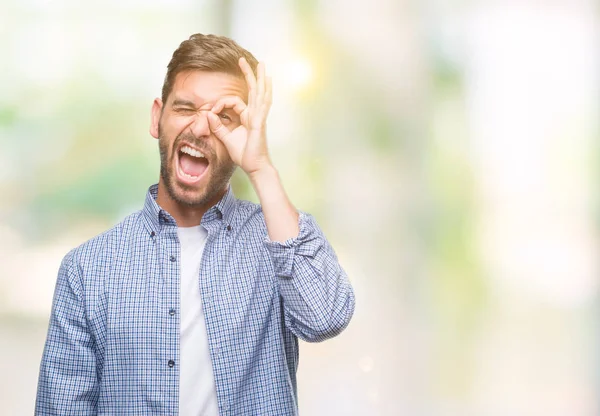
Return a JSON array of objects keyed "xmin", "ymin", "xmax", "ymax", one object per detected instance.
[{"xmin": 188, "ymin": 110, "xmax": 211, "ymax": 139}]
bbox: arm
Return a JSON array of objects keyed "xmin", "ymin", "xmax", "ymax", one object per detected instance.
[
  {"xmin": 36, "ymin": 250, "xmax": 98, "ymax": 415},
  {"xmin": 251, "ymin": 165, "xmax": 355, "ymax": 341},
  {"xmin": 263, "ymin": 209, "xmax": 355, "ymax": 342},
  {"xmin": 209, "ymin": 58, "xmax": 355, "ymax": 341}
]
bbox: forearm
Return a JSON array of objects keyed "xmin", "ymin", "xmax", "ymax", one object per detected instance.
[
  {"xmin": 263, "ymin": 212, "xmax": 356, "ymax": 342},
  {"xmin": 249, "ymin": 164, "xmax": 299, "ymax": 242},
  {"xmin": 279, "ymin": 254, "xmax": 355, "ymax": 342}
]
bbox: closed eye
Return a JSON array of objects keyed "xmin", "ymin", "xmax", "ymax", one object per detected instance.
[{"xmin": 174, "ymin": 107, "xmax": 196, "ymax": 114}]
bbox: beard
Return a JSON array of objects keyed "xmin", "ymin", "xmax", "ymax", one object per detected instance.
[{"xmin": 158, "ymin": 127, "xmax": 236, "ymax": 208}]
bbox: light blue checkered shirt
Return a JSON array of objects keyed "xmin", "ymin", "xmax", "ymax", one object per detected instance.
[{"xmin": 36, "ymin": 184, "xmax": 355, "ymax": 415}]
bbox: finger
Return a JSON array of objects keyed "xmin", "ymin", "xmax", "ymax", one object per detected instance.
[
  {"xmin": 239, "ymin": 57, "xmax": 257, "ymax": 107},
  {"xmin": 256, "ymin": 62, "xmax": 265, "ymax": 103},
  {"xmin": 240, "ymin": 108, "xmax": 249, "ymax": 127},
  {"xmin": 264, "ymin": 76, "xmax": 273, "ymax": 110},
  {"xmin": 206, "ymin": 111, "xmax": 231, "ymax": 142},
  {"xmin": 211, "ymin": 95, "xmax": 247, "ymax": 115},
  {"xmin": 254, "ymin": 76, "xmax": 272, "ymax": 127}
]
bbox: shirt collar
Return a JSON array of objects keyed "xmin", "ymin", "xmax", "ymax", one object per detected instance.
[
  {"xmin": 202, "ymin": 184, "xmax": 237, "ymax": 226},
  {"xmin": 141, "ymin": 183, "xmax": 237, "ymax": 235}
]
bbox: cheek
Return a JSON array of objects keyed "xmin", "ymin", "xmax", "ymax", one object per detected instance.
[
  {"xmin": 161, "ymin": 116, "xmax": 189, "ymax": 138},
  {"xmin": 159, "ymin": 121, "xmax": 184, "ymax": 147},
  {"xmin": 159, "ymin": 132, "xmax": 174, "ymax": 152}
]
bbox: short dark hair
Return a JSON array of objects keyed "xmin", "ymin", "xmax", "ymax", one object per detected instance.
[{"xmin": 161, "ymin": 33, "xmax": 259, "ymax": 103}]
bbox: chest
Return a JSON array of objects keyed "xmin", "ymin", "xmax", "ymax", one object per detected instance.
[{"xmin": 93, "ymin": 232, "xmax": 277, "ymax": 346}]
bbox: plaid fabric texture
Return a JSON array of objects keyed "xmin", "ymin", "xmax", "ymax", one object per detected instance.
[{"xmin": 36, "ymin": 184, "xmax": 355, "ymax": 415}]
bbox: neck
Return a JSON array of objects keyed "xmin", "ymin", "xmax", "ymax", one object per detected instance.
[{"xmin": 156, "ymin": 180, "xmax": 227, "ymax": 227}]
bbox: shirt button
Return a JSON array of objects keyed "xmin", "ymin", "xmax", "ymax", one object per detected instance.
[
  {"xmin": 226, "ymin": 225, "xmax": 232, "ymax": 231},
  {"xmin": 169, "ymin": 308, "xmax": 176, "ymax": 316},
  {"xmin": 169, "ymin": 255, "xmax": 176, "ymax": 262},
  {"xmin": 168, "ymin": 360, "xmax": 175, "ymax": 368}
]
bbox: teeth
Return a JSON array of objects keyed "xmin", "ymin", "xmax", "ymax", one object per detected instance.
[{"xmin": 180, "ymin": 145, "xmax": 205, "ymax": 158}]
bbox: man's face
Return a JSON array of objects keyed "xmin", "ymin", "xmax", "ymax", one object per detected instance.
[{"xmin": 151, "ymin": 70, "xmax": 247, "ymax": 207}]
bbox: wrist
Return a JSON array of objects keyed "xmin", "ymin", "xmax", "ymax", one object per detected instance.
[{"xmin": 249, "ymin": 164, "xmax": 278, "ymax": 187}]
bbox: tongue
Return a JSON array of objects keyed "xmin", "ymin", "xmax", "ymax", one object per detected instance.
[{"xmin": 179, "ymin": 153, "xmax": 208, "ymax": 177}]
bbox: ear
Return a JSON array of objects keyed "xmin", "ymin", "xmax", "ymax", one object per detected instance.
[{"xmin": 150, "ymin": 98, "xmax": 163, "ymax": 139}]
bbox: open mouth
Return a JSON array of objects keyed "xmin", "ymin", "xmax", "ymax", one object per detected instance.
[{"xmin": 176, "ymin": 144, "xmax": 210, "ymax": 184}]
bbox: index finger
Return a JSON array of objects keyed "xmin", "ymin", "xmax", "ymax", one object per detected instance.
[{"xmin": 211, "ymin": 95, "xmax": 247, "ymax": 115}]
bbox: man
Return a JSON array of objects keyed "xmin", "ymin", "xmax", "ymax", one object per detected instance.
[{"xmin": 36, "ymin": 33, "xmax": 355, "ymax": 415}]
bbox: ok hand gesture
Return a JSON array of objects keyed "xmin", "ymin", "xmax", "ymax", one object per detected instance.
[{"xmin": 207, "ymin": 57, "xmax": 273, "ymax": 177}]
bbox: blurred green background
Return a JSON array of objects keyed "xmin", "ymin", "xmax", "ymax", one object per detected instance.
[{"xmin": 1, "ymin": 0, "xmax": 598, "ymax": 415}]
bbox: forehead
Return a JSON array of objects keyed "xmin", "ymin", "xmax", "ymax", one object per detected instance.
[{"xmin": 169, "ymin": 70, "xmax": 247, "ymax": 104}]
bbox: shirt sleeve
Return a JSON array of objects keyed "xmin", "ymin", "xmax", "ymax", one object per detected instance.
[
  {"xmin": 36, "ymin": 250, "xmax": 99, "ymax": 415},
  {"xmin": 263, "ymin": 212, "xmax": 356, "ymax": 342}
]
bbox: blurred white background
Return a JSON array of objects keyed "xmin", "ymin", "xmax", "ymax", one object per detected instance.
[{"xmin": 0, "ymin": 0, "xmax": 598, "ymax": 414}]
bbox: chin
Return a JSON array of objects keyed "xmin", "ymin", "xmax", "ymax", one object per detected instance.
[
  {"xmin": 170, "ymin": 180, "xmax": 212, "ymax": 207},
  {"xmin": 167, "ymin": 171, "xmax": 228, "ymax": 209}
]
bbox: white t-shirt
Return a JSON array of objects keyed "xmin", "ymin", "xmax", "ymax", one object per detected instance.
[{"xmin": 177, "ymin": 225, "xmax": 219, "ymax": 416}]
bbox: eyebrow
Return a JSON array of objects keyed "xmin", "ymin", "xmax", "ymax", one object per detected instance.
[
  {"xmin": 171, "ymin": 99, "xmax": 197, "ymax": 108},
  {"xmin": 170, "ymin": 98, "xmax": 239, "ymax": 115}
]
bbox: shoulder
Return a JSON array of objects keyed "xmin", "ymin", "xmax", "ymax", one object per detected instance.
[
  {"xmin": 233, "ymin": 199, "xmax": 267, "ymax": 231},
  {"xmin": 232, "ymin": 197, "xmax": 320, "ymax": 239},
  {"xmin": 66, "ymin": 210, "xmax": 143, "ymax": 270}
]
